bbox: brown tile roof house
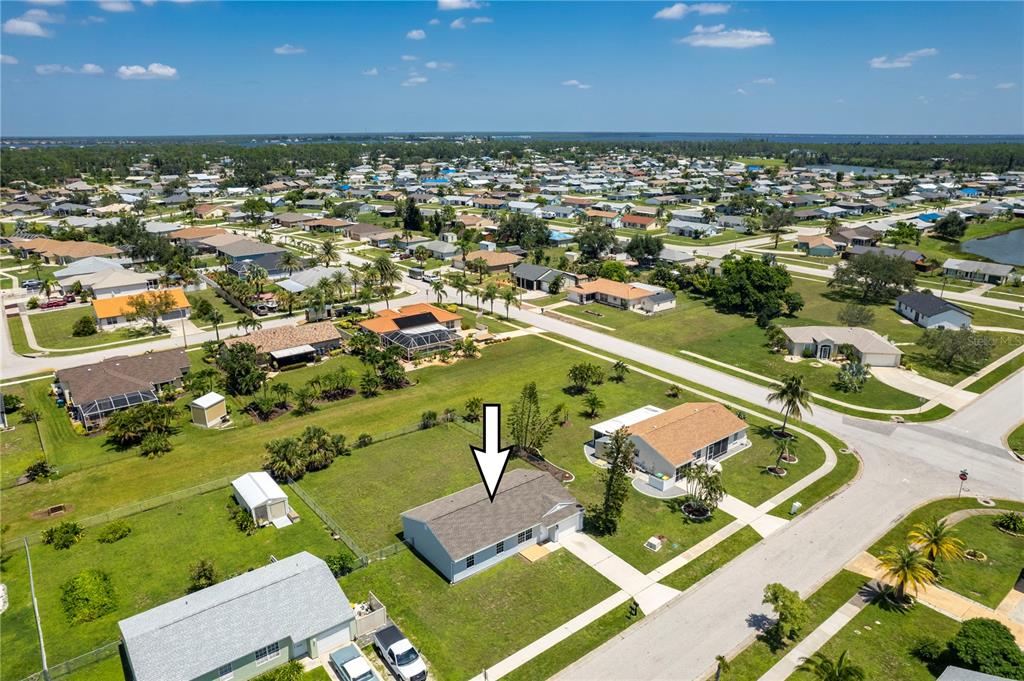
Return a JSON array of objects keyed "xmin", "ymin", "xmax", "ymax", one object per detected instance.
[
  {"xmin": 343, "ymin": 223, "xmax": 391, "ymax": 240},
  {"xmin": 55, "ymin": 349, "xmax": 190, "ymax": 428},
  {"xmin": 455, "ymin": 249, "xmax": 523, "ymax": 272},
  {"xmin": 10, "ymin": 238, "xmax": 122, "ymax": 264},
  {"xmin": 619, "ymin": 214, "xmax": 657, "ymax": 229},
  {"xmin": 168, "ymin": 226, "xmax": 226, "ymax": 242},
  {"xmin": 401, "ymin": 469, "xmax": 583, "ymax": 582},
  {"xmin": 223, "ymin": 321, "xmax": 342, "ymax": 363}
]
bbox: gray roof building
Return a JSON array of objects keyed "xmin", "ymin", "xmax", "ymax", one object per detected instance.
[
  {"xmin": 937, "ymin": 667, "xmax": 1015, "ymax": 681},
  {"xmin": 119, "ymin": 552, "xmax": 355, "ymax": 681}
]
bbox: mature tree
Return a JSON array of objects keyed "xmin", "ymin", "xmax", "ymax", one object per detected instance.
[
  {"xmin": 567, "ymin": 362, "xmax": 603, "ymax": 394},
  {"xmin": 576, "ymin": 223, "xmax": 615, "ymax": 261},
  {"xmin": 836, "ymin": 302, "xmax": 876, "ymax": 327},
  {"xmin": 598, "ymin": 260, "xmax": 630, "ymax": 282},
  {"xmin": 401, "ymin": 198, "xmax": 424, "ymax": 232},
  {"xmin": 127, "ymin": 290, "xmax": 177, "ymax": 333},
  {"xmin": 264, "ymin": 437, "xmax": 307, "ymax": 481},
  {"xmin": 828, "ymin": 252, "xmax": 917, "ymax": 301},
  {"xmin": 241, "ymin": 197, "xmax": 270, "ymax": 225},
  {"xmin": 920, "ymin": 327, "xmax": 994, "ymax": 369},
  {"xmin": 908, "ymin": 518, "xmax": 965, "ymax": 564},
  {"xmin": 431, "ymin": 278, "xmax": 445, "ymax": 304},
  {"xmin": 507, "ymin": 382, "xmax": 559, "ymax": 454},
  {"xmin": 279, "ymin": 250, "xmax": 302, "ymax": 275},
  {"xmin": 682, "ymin": 463, "xmax": 726, "ymax": 512},
  {"xmin": 589, "ymin": 427, "xmax": 636, "ymax": 535},
  {"xmin": 496, "ymin": 212, "xmax": 550, "ymax": 249},
  {"xmin": 450, "ymin": 272, "xmax": 470, "ymax": 306},
  {"xmin": 762, "ymin": 208, "xmax": 793, "ymax": 249},
  {"xmin": 876, "ymin": 543, "xmax": 936, "ymax": 602},
  {"xmin": 319, "ymin": 238, "xmax": 339, "ymax": 266},
  {"xmin": 933, "ymin": 212, "xmax": 967, "ymax": 240},
  {"xmin": 767, "ymin": 375, "xmax": 813, "ymax": 437},
  {"xmin": 796, "ymin": 651, "xmax": 866, "ymax": 681},
  {"xmin": 372, "ymin": 254, "xmax": 402, "ymax": 308},
  {"xmin": 72, "ymin": 315, "xmax": 97, "ymax": 337},
  {"xmin": 500, "ymin": 286, "xmax": 519, "ymax": 319},
  {"xmin": 950, "ymin": 618, "xmax": 1024, "ymax": 679},
  {"xmin": 764, "ymin": 324, "xmax": 788, "ymax": 352},
  {"xmin": 547, "ymin": 273, "xmax": 565, "ymax": 295},
  {"xmin": 105, "ymin": 402, "xmax": 175, "ymax": 448},
  {"xmin": 216, "ymin": 342, "xmax": 267, "ymax": 396},
  {"xmin": 187, "ymin": 559, "xmax": 219, "ymax": 593},
  {"xmin": 763, "ymin": 582, "xmax": 809, "ymax": 647},
  {"xmin": 708, "ymin": 254, "xmax": 802, "ymax": 325},
  {"xmin": 483, "ymin": 282, "xmax": 499, "ymax": 315},
  {"xmin": 625, "ymin": 233, "xmax": 664, "ymax": 266},
  {"xmin": 885, "ymin": 221, "xmax": 921, "ymax": 246}
]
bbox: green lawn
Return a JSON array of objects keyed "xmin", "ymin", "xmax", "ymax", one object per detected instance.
[
  {"xmin": 501, "ymin": 606, "xmax": 640, "ymax": 681},
  {"xmin": 659, "ymin": 525, "xmax": 761, "ymax": 591},
  {"xmin": 914, "ymin": 219, "xmax": 1024, "ymax": 264},
  {"xmin": 455, "ymin": 307, "xmax": 519, "ymax": 334},
  {"xmin": 0, "ymin": 488, "xmax": 344, "ymax": 681},
  {"xmin": 964, "ymin": 352, "xmax": 1024, "ymax": 394},
  {"xmin": 787, "ymin": 600, "xmax": 960, "ymax": 681},
  {"xmin": 768, "ymin": 446, "xmax": 859, "ymax": 519},
  {"xmin": 721, "ymin": 429, "xmax": 826, "ymax": 507},
  {"xmin": 725, "ymin": 570, "xmax": 870, "ymax": 680},
  {"xmin": 867, "ymin": 497, "xmax": 1024, "ymax": 557},
  {"xmin": 935, "ymin": 514, "xmax": 1023, "ymax": 608},
  {"xmin": 27, "ymin": 308, "xmax": 169, "ymax": 351},
  {"xmin": 340, "ymin": 548, "xmax": 618, "ymax": 681},
  {"xmin": 1008, "ymin": 421, "xmax": 1024, "ymax": 456},
  {"xmin": 187, "ymin": 287, "xmax": 246, "ymax": 326}
]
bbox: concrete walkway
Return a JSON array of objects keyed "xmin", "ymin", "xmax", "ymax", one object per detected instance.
[
  {"xmin": 559, "ymin": 533, "xmax": 681, "ymax": 614},
  {"xmin": 870, "ymin": 367, "xmax": 976, "ymax": 409}
]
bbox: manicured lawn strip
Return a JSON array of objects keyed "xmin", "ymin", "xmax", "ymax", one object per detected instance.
[
  {"xmin": 455, "ymin": 307, "xmax": 519, "ymax": 334},
  {"xmin": 659, "ymin": 526, "xmax": 761, "ymax": 591},
  {"xmin": 721, "ymin": 431, "xmax": 825, "ymax": 507},
  {"xmin": 787, "ymin": 599, "xmax": 960, "ymax": 681},
  {"xmin": 899, "ymin": 404, "xmax": 955, "ymax": 422},
  {"xmin": 725, "ymin": 570, "xmax": 870, "ymax": 681},
  {"xmin": 60, "ymin": 654, "xmax": 125, "ymax": 681},
  {"xmin": 0, "ymin": 488, "xmax": 344, "ymax": 681},
  {"xmin": 964, "ymin": 352, "xmax": 1024, "ymax": 393},
  {"xmin": 27, "ymin": 307, "xmax": 169, "ymax": 351},
  {"xmin": 529, "ymin": 292, "xmax": 568, "ymax": 307},
  {"xmin": 187, "ymin": 287, "xmax": 246, "ymax": 325},
  {"xmin": 6, "ymin": 314, "xmax": 35, "ymax": 355},
  {"xmin": 340, "ymin": 549, "xmax": 618, "ymax": 681},
  {"xmin": 768, "ymin": 448, "xmax": 859, "ymax": 519},
  {"xmin": 1008, "ymin": 421, "xmax": 1024, "ymax": 456},
  {"xmin": 501, "ymin": 607, "xmax": 641, "ymax": 681},
  {"xmin": 935, "ymin": 514, "xmax": 1024, "ymax": 608},
  {"xmin": 867, "ymin": 497, "xmax": 1024, "ymax": 557}
]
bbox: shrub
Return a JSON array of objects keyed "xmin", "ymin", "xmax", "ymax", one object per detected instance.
[
  {"xmin": 60, "ymin": 569, "xmax": 117, "ymax": 624},
  {"xmin": 231, "ymin": 505, "xmax": 257, "ymax": 536},
  {"xmin": 911, "ymin": 635, "xmax": 945, "ymax": 662},
  {"xmin": 25, "ymin": 457, "xmax": 55, "ymax": 482},
  {"xmin": 355, "ymin": 433, "xmax": 373, "ymax": 448},
  {"xmin": 801, "ymin": 346, "xmax": 815, "ymax": 358},
  {"xmin": 995, "ymin": 511, "xmax": 1024, "ymax": 533},
  {"xmin": 42, "ymin": 520, "xmax": 84, "ymax": 550},
  {"xmin": 187, "ymin": 558, "xmax": 218, "ymax": 593},
  {"xmin": 97, "ymin": 520, "xmax": 131, "ymax": 544},
  {"xmin": 27, "ymin": 296, "xmax": 39, "ymax": 309},
  {"xmin": 420, "ymin": 410, "xmax": 438, "ymax": 429},
  {"xmin": 71, "ymin": 315, "xmax": 97, "ymax": 337},
  {"xmin": 325, "ymin": 550, "xmax": 355, "ymax": 577},
  {"xmin": 950, "ymin": 618, "xmax": 1024, "ymax": 679},
  {"xmin": 140, "ymin": 432, "xmax": 172, "ymax": 458},
  {"xmin": 252, "ymin": 661, "xmax": 303, "ymax": 681},
  {"xmin": 2, "ymin": 393, "xmax": 23, "ymax": 412}
]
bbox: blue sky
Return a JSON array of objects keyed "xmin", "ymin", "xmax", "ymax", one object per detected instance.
[{"xmin": 1, "ymin": 1, "xmax": 1022, "ymax": 136}]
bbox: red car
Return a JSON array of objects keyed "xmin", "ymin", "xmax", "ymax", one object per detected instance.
[{"xmin": 39, "ymin": 299, "xmax": 67, "ymax": 309}]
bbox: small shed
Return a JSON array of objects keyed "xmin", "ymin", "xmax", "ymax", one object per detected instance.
[
  {"xmin": 189, "ymin": 392, "xmax": 227, "ymax": 428},
  {"xmin": 232, "ymin": 472, "xmax": 291, "ymax": 527}
]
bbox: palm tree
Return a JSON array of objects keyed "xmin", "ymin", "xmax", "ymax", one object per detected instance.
[
  {"xmin": 877, "ymin": 543, "xmax": 936, "ymax": 602},
  {"xmin": 279, "ymin": 250, "xmax": 302, "ymax": 275},
  {"xmin": 611, "ymin": 360, "xmax": 630, "ymax": 383},
  {"xmin": 246, "ymin": 264, "xmax": 269, "ymax": 295},
  {"xmin": 472, "ymin": 257, "xmax": 489, "ymax": 283},
  {"xmin": 373, "ymin": 254, "xmax": 401, "ymax": 309},
  {"xmin": 483, "ymin": 282, "xmax": 499, "ymax": 315},
  {"xmin": 500, "ymin": 286, "xmax": 519, "ymax": 319},
  {"xmin": 796, "ymin": 651, "xmax": 865, "ymax": 681},
  {"xmin": 431, "ymin": 279, "xmax": 445, "ymax": 304},
  {"xmin": 271, "ymin": 382, "xmax": 293, "ymax": 408},
  {"xmin": 452, "ymin": 273, "xmax": 470, "ymax": 306},
  {"xmin": 767, "ymin": 375, "xmax": 813, "ymax": 437},
  {"xmin": 207, "ymin": 308, "xmax": 224, "ymax": 341},
  {"xmin": 329, "ymin": 270, "xmax": 351, "ymax": 302},
  {"xmin": 236, "ymin": 316, "xmax": 262, "ymax": 334},
  {"xmin": 319, "ymin": 238, "xmax": 339, "ymax": 266},
  {"xmin": 714, "ymin": 655, "xmax": 730, "ymax": 681},
  {"xmin": 583, "ymin": 392, "xmax": 604, "ymax": 418},
  {"xmin": 908, "ymin": 519, "xmax": 965, "ymax": 564},
  {"xmin": 277, "ymin": 290, "xmax": 300, "ymax": 316}
]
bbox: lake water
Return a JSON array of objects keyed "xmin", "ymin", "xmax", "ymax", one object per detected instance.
[{"xmin": 961, "ymin": 229, "xmax": 1024, "ymax": 266}]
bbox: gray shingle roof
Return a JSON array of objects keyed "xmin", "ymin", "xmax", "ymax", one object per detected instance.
[
  {"xmin": 403, "ymin": 469, "xmax": 581, "ymax": 560},
  {"xmin": 119, "ymin": 552, "xmax": 353, "ymax": 681},
  {"xmin": 896, "ymin": 291, "xmax": 972, "ymax": 318},
  {"xmin": 56, "ymin": 349, "xmax": 190, "ymax": 406}
]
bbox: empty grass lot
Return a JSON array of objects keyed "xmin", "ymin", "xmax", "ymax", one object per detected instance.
[
  {"xmin": 187, "ymin": 287, "xmax": 246, "ymax": 326},
  {"xmin": 0, "ymin": 488, "xmax": 343, "ymax": 681},
  {"xmin": 26, "ymin": 307, "xmax": 170, "ymax": 351},
  {"xmin": 340, "ymin": 548, "xmax": 618, "ymax": 681}
]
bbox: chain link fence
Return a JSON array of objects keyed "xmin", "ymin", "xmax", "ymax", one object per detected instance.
[{"xmin": 18, "ymin": 640, "xmax": 121, "ymax": 681}]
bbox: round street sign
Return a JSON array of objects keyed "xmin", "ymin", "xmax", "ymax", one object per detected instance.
[{"xmin": 959, "ymin": 471, "xmax": 968, "ymax": 481}]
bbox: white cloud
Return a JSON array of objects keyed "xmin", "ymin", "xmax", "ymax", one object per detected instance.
[
  {"xmin": 3, "ymin": 8, "xmax": 62, "ymax": 37},
  {"xmin": 735, "ymin": 88, "xmax": 748, "ymax": 95},
  {"xmin": 450, "ymin": 17, "xmax": 466, "ymax": 29},
  {"xmin": 35, "ymin": 63, "xmax": 74, "ymax": 75},
  {"xmin": 0, "ymin": 54, "xmax": 19, "ymax": 65},
  {"xmin": 401, "ymin": 54, "xmax": 418, "ymax": 61},
  {"xmin": 753, "ymin": 77, "xmax": 775, "ymax": 85},
  {"xmin": 406, "ymin": 29, "xmax": 426, "ymax": 40},
  {"xmin": 362, "ymin": 67, "xmax": 379, "ymax": 77},
  {"xmin": 81, "ymin": 15, "xmax": 106, "ymax": 24},
  {"xmin": 425, "ymin": 60, "xmax": 453, "ymax": 70},
  {"xmin": 562, "ymin": 79, "xmax": 591, "ymax": 90},
  {"xmin": 996, "ymin": 82, "xmax": 1017, "ymax": 89},
  {"xmin": 948, "ymin": 72, "xmax": 976, "ymax": 80},
  {"xmin": 868, "ymin": 48, "xmax": 937, "ymax": 69},
  {"xmin": 438, "ymin": 0, "xmax": 481, "ymax": 10},
  {"xmin": 80, "ymin": 63, "xmax": 104, "ymax": 74},
  {"xmin": 273, "ymin": 44, "xmax": 306, "ymax": 55},
  {"xmin": 677, "ymin": 24, "xmax": 773, "ymax": 49},
  {"xmin": 97, "ymin": 1, "xmax": 134, "ymax": 12},
  {"xmin": 428, "ymin": 18, "xmax": 440, "ymax": 25},
  {"xmin": 654, "ymin": 3, "xmax": 730, "ymax": 20},
  {"xmin": 117, "ymin": 62, "xmax": 178, "ymax": 79},
  {"xmin": 471, "ymin": 16, "xmax": 493, "ymax": 24},
  {"xmin": 402, "ymin": 75, "xmax": 428, "ymax": 87}
]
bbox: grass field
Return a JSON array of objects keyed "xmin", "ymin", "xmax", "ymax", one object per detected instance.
[
  {"xmin": 964, "ymin": 352, "xmax": 1024, "ymax": 394},
  {"xmin": 787, "ymin": 599, "xmax": 960, "ymax": 681},
  {"xmin": 1008, "ymin": 421, "xmax": 1024, "ymax": 455},
  {"xmin": 187, "ymin": 287, "xmax": 246, "ymax": 326},
  {"xmin": 0, "ymin": 487, "xmax": 344, "ymax": 681},
  {"xmin": 340, "ymin": 548, "xmax": 617, "ymax": 681},
  {"xmin": 26, "ymin": 307, "xmax": 169, "ymax": 351},
  {"xmin": 659, "ymin": 525, "xmax": 761, "ymax": 592}
]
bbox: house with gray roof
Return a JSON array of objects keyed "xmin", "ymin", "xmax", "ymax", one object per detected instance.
[
  {"xmin": 512, "ymin": 263, "xmax": 583, "ymax": 292},
  {"xmin": 942, "ymin": 258, "xmax": 1015, "ymax": 285},
  {"xmin": 895, "ymin": 291, "xmax": 973, "ymax": 329},
  {"xmin": 402, "ymin": 469, "xmax": 583, "ymax": 583},
  {"xmin": 119, "ymin": 552, "xmax": 355, "ymax": 681}
]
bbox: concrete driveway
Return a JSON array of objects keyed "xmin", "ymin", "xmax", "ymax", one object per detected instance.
[{"xmin": 870, "ymin": 366, "xmax": 978, "ymax": 409}]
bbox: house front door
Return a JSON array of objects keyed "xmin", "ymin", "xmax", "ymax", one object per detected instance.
[{"xmin": 818, "ymin": 345, "xmax": 831, "ymax": 359}]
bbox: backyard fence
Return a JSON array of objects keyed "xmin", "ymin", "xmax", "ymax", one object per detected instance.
[
  {"xmin": 2, "ymin": 476, "xmax": 235, "ymax": 554},
  {"xmin": 18, "ymin": 640, "xmax": 121, "ymax": 681},
  {"xmin": 285, "ymin": 476, "xmax": 367, "ymax": 562}
]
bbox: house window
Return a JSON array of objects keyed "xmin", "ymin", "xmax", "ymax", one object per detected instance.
[
  {"xmin": 466, "ymin": 554, "xmax": 475, "ymax": 568},
  {"xmin": 254, "ymin": 642, "xmax": 280, "ymax": 665},
  {"xmin": 217, "ymin": 664, "xmax": 234, "ymax": 680},
  {"xmin": 516, "ymin": 528, "xmax": 533, "ymax": 544},
  {"xmin": 496, "ymin": 540, "xmax": 505, "ymax": 553}
]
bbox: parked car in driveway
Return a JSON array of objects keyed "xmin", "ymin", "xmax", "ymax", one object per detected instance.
[
  {"xmin": 330, "ymin": 644, "xmax": 379, "ymax": 681},
  {"xmin": 373, "ymin": 624, "xmax": 427, "ymax": 681}
]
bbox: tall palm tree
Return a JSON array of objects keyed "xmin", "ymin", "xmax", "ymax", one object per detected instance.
[
  {"xmin": 908, "ymin": 519, "xmax": 965, "ymax": 564},
  {"xmin": 796, "ymin": 651, "xmax": 865, "ymax": 681},
  {"xmin": 207, "ymin": 308, "xmax": 224, "ymax": 341},
  {"xmin": 877, "ymin": 544, "xmax": 936, "ymax": 602},
  {"xmin": 431, "ymin": 279, "xmax": 445, "ymax": 304},
  {"xmin": 373, "ymin": 254, "xmax": 401, "ymax": 309},
  {"xmin": 236, "ymin": 316, "xmax": 263, "ymax": 334},
  {"xmin": 452, "ymin": 273, "xmax": 470, "ymax": 306},
  {"xmin": 279, "ymin": 250, "xmax": 302, "ymax": 276},
  {"xmin": 483, "ymin": 282, "xmax": 499, "ymax": 315},
  {"xmin": 277, "ymin": 290, "xmax": 300, "ymax": 316},
  {"xmin": 767, "ymin": 375, "xmax": 813, "ymax": 437},
  {"xmin": 500, "ymin": 286, "xmax": 519, "ymax": 319},
  {"xmin": 329, "ymin": 270, "xmax": 351, "ymax": 303},
  {"xmin": 319, "ymin": 238, "xmax": 339, "ymax": 266}
]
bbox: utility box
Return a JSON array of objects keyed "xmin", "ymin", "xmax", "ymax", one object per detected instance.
[{"xmin": 790, "ymin": 501, "xmax": 802, "ymax": 515}]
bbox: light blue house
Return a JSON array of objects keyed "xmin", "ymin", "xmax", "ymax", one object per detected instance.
[
  {"xmin": 402, "ymin": 469, "xmax": 583, "ymax": 583},
  {"xmin": 119, "ymin": 552, "xmax": 355, "ymax": 681}
]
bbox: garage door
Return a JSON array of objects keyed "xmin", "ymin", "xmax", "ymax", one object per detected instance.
[{"xmin": 314, "ymin": 622, "xmax": 351, "ymax": 653}]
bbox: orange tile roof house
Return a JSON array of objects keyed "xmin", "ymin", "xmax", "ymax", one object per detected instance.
[
  {"xmin": 92, "ymin": 288, "xmax": 191, "ymax": 327},
  {"xmin": 358, "ymin": 303, "xmax": 461, "ymax": 358},
  {"xmin": 194, "ymin": 204, "xmax": 228, "ymax": 219},
  {"xmin": 590, "ymin": 403, "xmax": 750, "ymax": 482},
  {"xmin": 566, "ymin": 277, "xmax": 676, "ymax": 314},
  {"xmin": 614, "ymin": 214, "xmax": 658, "ymax": 231},
  {"xmin": 9, "ymin": 237, "xmax": 123, "ymax": 265}
]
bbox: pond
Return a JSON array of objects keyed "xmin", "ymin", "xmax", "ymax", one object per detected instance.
[{"xmin": 961, "ymin": 228, "xmax": 1024, "ymax": 266}]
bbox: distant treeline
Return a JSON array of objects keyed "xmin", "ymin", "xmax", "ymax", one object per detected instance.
[{"xmin": 2, "ymin": 139, "xmax": 1022, "ymax": 187}]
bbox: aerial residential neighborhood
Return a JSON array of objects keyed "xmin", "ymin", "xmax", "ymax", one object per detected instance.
[{"xmin": 0, "ymin": 2, "xmax": 1022, "ymax": 681}]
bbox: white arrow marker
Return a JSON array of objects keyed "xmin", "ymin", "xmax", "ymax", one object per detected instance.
[{"xmin": 470, "ymin": 403, "xmax": 512, "ymax": 503}]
